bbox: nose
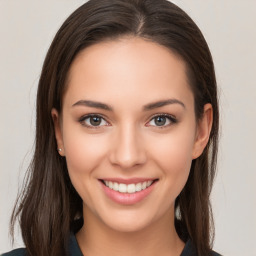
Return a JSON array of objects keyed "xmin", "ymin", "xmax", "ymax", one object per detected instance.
[{"xmin": 109, "ymin": 124, "xmax": 147, "ymax": 169}]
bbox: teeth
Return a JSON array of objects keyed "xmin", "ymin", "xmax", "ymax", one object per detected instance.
[
  {"xmin": 113, "ymin": 182, "xmax": 119, "ymax": 191},
  {"xmin": 119, "ymin": 183, "xmax": 127, "ymax": 193},
  {"xmin": 135, "ymin": 183, "xmax": 142, "ymax": 192},
  {"xmin": 127, "ymin": 184, "xmax": 136, "ymax": 193},
  {"xmin": 104, "ymin": 180, "xmax": 153, "ymax": 193}
]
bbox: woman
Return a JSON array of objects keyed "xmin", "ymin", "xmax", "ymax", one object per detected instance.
[{"xmin": 3, "ymin": 0, "xmax": 221, "ymax": 255}]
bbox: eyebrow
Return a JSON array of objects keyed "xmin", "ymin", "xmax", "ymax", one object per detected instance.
[
  {"xmin": 143, "ymin": 99, "xmax": 185, "ymax": 111},
  {"xmin": 72, "ymin": 100, "xmax": 113, "ymax": 111},
  {"xmin": 72, "ymin": 98, "xmax": 185, "ymax": 111}
]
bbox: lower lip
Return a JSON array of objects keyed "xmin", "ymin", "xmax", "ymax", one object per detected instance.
[{"xmin": 100, "ymin": 181, "xmax": 157, "ymax": 205}]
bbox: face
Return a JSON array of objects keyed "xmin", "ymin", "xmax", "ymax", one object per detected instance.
[{"xmin": 52, "ymin": 37, "xmax": 212, "ymax": 233}]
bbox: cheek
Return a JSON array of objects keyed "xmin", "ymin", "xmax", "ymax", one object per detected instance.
[
  {"xmin": 148, "ymin": 126, "xmax": 196, "ymax": 188},
  {"xmin": 62, "ymin": 124, "xmax": 109, "ymax": 178},
  {"xmin": 62, "ymin": 125, "xmax": 111, "ymax": 208},
  {"xmin": 159, "ymin": 136, "xmax": 194, "ymax": 172}
]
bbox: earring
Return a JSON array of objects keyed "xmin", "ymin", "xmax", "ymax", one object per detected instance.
[{"xmin": 58, "ymin": 148, "xmax": 62, "ymax": 152}]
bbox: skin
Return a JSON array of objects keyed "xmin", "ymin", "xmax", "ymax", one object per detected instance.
[{"xmin": 52, "ymin": 37, "xmax": 213, "ymax": 256}]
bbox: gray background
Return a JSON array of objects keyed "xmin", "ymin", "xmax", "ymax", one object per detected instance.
[{"xmin": 0, "ymin": 0, "xmax": 255, "ymax": 255}]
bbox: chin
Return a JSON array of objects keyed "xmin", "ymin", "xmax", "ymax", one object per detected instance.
[
  {"xmin": 95, "ymin": 202, "xmax": 172, "ymax": 234},
  {"xmin": 102, "ymin": 213, "xmax": 154, "ymax": 233}
]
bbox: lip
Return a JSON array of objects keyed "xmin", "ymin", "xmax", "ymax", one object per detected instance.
[
  {"xmin": 99, "ymin": 178, "xmax": 158, "ymax": 205},
  {"xmin": 100, "ymin": 177, "xmax": 155, "ymax": 184}
]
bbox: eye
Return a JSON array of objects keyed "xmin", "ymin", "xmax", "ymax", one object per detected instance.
[
  {"xmin": 79, "ymin": 115, "xmax": 109, "ymax": 128},
  {"xmin": 147, "ymin": 114, "xmax": 177, "ymax": 127}
]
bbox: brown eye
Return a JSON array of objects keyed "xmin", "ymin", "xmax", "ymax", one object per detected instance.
[
  {"xmin": 89, "ymin": 116, "xmax": 102, "ymax": 126},
  {"xmin": 154, "ymin": 116, "xmax": 167, "ymax": 126},
  {"xmin": 80, "ymin": 115, "xmax": 108, "ymax": 128},
  {"xmin": 147, "ymin": 114, "xmax": 177, "ymax": 127}
]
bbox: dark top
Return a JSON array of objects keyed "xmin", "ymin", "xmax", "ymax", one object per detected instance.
[{"xmin": 1, "ymin": 233, "xmax": 221, "ymax": 256}]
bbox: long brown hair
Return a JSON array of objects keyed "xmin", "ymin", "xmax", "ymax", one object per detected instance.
[{"xmin": 10, "ymin": 0, "xmax": 219, "ymax": 255}]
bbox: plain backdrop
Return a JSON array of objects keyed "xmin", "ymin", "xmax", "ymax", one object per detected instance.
[{"xmin": 0, "ymin": 0, "xmax": 255, "ymax": 255}]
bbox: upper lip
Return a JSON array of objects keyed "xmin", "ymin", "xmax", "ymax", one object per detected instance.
[{"xmin": 99, "ymin": 178, "xmax": 157, "ymax": 184}]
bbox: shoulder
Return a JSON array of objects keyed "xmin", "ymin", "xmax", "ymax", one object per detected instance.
[
  {"xmin": 211, "ymin": 251, "xmax": 222, "ymax": 256},
  {"xmin": 1, "ymin": 248, "xmax": 26, "ymax": 256},
  {"xmin": 1, "ymin": 232, "xmax": 80, "ymax": 256},
  {"xmin": 181, "ymin": 239, "xmax": 222, "ymax": 256}
]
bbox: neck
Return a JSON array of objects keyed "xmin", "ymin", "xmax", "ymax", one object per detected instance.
[{"xmin": 76, "ymin": 205, "xmax": 185, "ymax": 256}]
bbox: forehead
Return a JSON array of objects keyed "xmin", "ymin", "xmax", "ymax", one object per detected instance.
[{"xmin": 64, "ymin": 37, "xmax": 193, "ymax": 108}]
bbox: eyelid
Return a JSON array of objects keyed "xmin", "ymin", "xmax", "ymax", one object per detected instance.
[
  {"xmin": 78, "ymin": 113, "xmax": 177, "ymax": 129},
  {"xmin": 79, "ymin": 113, "xmax": 110, "ymax": 129},
  {"xmin": 146, "ymin": 113, "xmax": 177, "ymax": 128}
]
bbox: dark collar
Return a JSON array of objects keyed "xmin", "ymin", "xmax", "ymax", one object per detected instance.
[
  {"xmin": 68, "ymin": 233, "xmax": 195, "ymax": 256},
  {"xmin": 68, "ymin": 233, "xmax": 220, "ymax": 256},
  {"xmin": 68, "ymin": 233, "xmax": 83, "ymax": 256}
]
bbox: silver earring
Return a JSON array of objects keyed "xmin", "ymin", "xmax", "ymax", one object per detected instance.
[{"xmin": 58, "ymin": 148, "xmax": 62, "ymax": 152}]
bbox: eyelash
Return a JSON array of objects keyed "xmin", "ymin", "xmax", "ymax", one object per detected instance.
[
  {"xmin": 79, "ymin": 114, "xmax": 109, "ymax": 129},
  {"xmin": 147, "ymin": 113, "xmax": 177, "ymax": 128},
  {"xmin": 79, "ymin": 113, "xmax": 177, "ymax": 129}
]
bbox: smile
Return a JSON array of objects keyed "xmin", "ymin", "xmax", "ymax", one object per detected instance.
[
  {"xmin": 100, "ymin": 178, "xmax": 158, "ymax": 205},
  {"xmin": 103, "ymin": 180, "xmax": 153, "ymax": 194}
]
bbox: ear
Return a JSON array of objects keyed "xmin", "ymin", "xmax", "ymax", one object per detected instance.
[
  {"xmin": 192, "ymin": 103, "xmax": 213, "ymax": 159},
  {"xmin": 51, "ymin": 108, "xmax": 65, "ymax": 156}
]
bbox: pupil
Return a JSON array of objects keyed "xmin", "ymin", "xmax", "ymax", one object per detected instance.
[
  {"xmin": 155, "ymin": 116, "xmax": 166, "ymax": 126},
  {"xmin": 90, "ymin": 116, "xmax": 101, "ymax": 126}
]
